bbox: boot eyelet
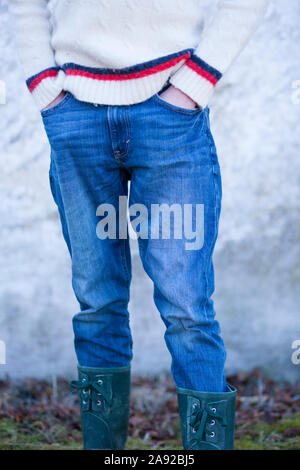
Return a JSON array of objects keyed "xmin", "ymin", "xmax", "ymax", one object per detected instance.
[
  {"xmin": 82, "ymin": 400, "xmax": 88, "ymax": 405},
  {"xmin": 97, "ymin": 400, "xmax": 102, "ymax": 406},
  {"xmin": 192, "ymin": 428, "xmax": 196, "ymax": 434},
  {"xmin": 210, "ymin": 431, "xmax": 215, "ymax": 438},
  {"xmin": 192, "ymin": 403, "xmax": 197, "ymax": 409},
  {"xmin": 97, "ymin": 379, "xmax": 103, "ymax": 385},
  {"xmin": 211, "ymin": 407, "xmax": 216, "ymax": 413},
  {"xmin": 211, "ymin": 420, "xmax": 215, "ymax": 426}
]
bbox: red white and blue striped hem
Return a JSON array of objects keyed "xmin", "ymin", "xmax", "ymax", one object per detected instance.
[
  {"xmin": 26, "ymin": 51, "xmax": 193, "ymax": 92},
  {"xmin": 26, "ymin": 67, "xmax": 60, "ymax": 93},
  {"xmin": 62, "ymin": 49, "xmax": 193, "ymax": 81},
  {"xmin": 185, "ymin": 55, "xmax": 222, "ymax": 86},
  {"xmin": 25, "ymin": 50, "xmax": 222, "ymax": 108}
]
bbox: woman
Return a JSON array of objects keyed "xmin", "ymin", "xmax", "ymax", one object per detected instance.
[{"xmin": 11, "ymin": 0, "xmax": 268, "ymax": 450}]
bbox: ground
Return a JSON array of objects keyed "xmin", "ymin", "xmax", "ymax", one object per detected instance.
[{"xmin": 0, "ymin": 369, "xmax": 299, "ymax": 450}]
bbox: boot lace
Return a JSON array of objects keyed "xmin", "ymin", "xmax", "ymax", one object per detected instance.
[
  {"xmin": 70, "ymin": 377, "xmax": 112, "ymax": 407},
  {"xmin": 190, "ymin": 402, "xmax": 227, "ymax": 442}
]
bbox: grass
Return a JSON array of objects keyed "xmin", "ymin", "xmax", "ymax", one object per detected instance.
[
  {"xmin": 234, "ymin": 414, "xmax": 300, "ymax": 450},
  {"xmin": 0, "ymin": 414, "xmax": 299, "ymax": 450},
  {"xmin": 0, "ymin": 371, "xmax": 299, "ymax": 450}
]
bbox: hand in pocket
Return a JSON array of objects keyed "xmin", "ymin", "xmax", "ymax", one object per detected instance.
[
  {"xmin": 159, "ymin": 85, "xmax": 199, "ymax": 110},
  {"xmin": 42, "ymin": 90, "xmax": 67, "ymax": 111}
]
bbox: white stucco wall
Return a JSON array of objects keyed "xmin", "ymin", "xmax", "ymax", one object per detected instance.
[{"xmin": 0, "ymin": 0, "xmax": 299, "ymax": 381}]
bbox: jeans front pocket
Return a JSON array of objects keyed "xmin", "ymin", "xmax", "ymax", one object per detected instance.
[
  {"xmin": 41, "ymin": 91, "xmax": 73, "ymax": 117},
  {"xmin": 153, "ymin": 92, "xmax": 203, "ymax": 117}
]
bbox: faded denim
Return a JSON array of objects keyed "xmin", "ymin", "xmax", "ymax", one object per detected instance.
[{"xmin": 42, "ymin": 89, "xmax": 227, "ymax": 392}]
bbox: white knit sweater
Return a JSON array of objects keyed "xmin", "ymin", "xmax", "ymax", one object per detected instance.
[{"xmin": 11, "ymin": 0, "xmax": 268, "ymax": 110}]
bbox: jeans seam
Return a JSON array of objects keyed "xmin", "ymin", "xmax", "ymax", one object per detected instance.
[
  {"xmin": 120, "ymin": 239, "xmax": 131, "ymax": 285},
  {"xmin": 203, "ymin": 122, "xmax": 220, "ymax": 320},
  {"xmin": 123, "ymin": 108, "xmax": 131, "ymax": 159}
]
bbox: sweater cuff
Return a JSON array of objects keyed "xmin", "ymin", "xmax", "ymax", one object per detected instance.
[
  {"xmin": 169, "ymin": 55, "xmax": 222, "ymax": 109},
  {"xmin": 26, "ymin": 67, "xmax": 65, "ymax": 111}
]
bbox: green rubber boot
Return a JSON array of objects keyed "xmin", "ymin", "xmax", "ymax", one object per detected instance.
[
  {"xmin": 70, "ymin": 365, "xmax": 130, "ymax": 450},
  {"xmin": 177, "ymin": 384, "xmax": 237, "ymax": 450}
]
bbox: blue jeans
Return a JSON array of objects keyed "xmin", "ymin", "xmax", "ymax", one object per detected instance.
[{"xmin": 42, "ymin": 90, "xmax": 227, "ymax": 393}]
